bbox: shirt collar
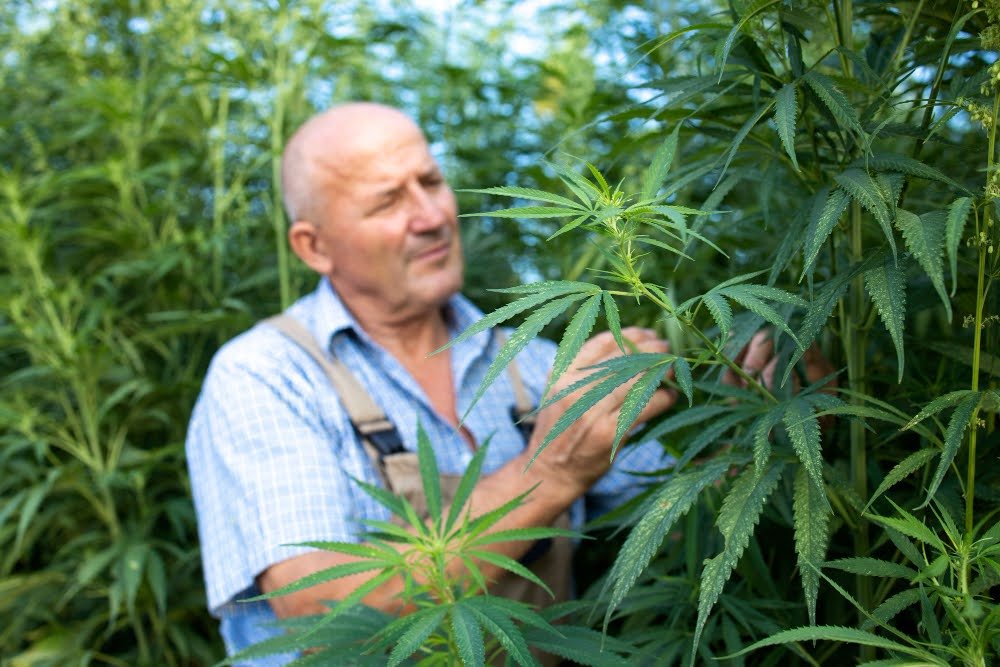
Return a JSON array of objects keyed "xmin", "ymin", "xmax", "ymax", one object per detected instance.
[{"xmin": 299, "ymin": 277, "xmax": 493, "ymax": 356}]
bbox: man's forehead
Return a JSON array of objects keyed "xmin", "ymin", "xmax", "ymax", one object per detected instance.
[{"xmin": 316, "ymin": 134, "xmax": 439, "ymax": 189}]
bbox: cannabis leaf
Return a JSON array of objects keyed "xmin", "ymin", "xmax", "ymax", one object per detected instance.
[
  {"xmin": 693, "ymin": 461, "xmax": 785, "ymax": 659},
  {"xmin": 775, "ymin": 82, "xmax": 800, "ymax": 171},
  {"xmin": 793, "ymin": 465, "xmax": 830, "ymax": 626},
  {"xmin": 864, "ymin": 254, "xmax": 907, "ymax": 382}
]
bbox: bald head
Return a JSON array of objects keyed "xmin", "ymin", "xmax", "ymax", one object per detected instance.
[{"xmin": 281, "ymin": 103, "xmax": 425, "ymax": 223}]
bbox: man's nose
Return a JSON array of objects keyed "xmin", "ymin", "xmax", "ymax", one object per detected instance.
[{"xmin": 407, "ymin": 182, "xmax": 449, "ymax": 231}]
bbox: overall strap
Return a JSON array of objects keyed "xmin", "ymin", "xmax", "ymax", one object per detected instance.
[
  {"xmin": 497, "ymin": 330, "xmax": 537, "ymax": 442},
  {"xmin": 265, "ymin": 315, "xmax": 538, "ymax": 462},
  {"xmin": 264, "ymin": 314, "xmax": 405, "ymax": 458}
]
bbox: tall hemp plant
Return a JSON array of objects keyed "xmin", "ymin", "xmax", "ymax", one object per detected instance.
[{"xmin": 448, "ymin": 0, "xmax": 999, "ymax": 664}]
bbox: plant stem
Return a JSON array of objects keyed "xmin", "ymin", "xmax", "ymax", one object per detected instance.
[
  {"xmin": 965, "ymin": 91, "xmax": 998, "ymax": 534},
  {"xmin": 638, "ymin": 284, "xmax": 778, "ymax": 403},
  {"xmin": 270, "ymin": 9, "xmax": 291, "ymax": 309},
  {"xmin": 844, "ymin": 199, "xmax": 873, "ymax": 627}
]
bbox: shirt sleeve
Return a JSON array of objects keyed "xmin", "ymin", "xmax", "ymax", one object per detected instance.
[{"xmin": 185, "ymin": 331, "xmax": 380, "ymax": 614}]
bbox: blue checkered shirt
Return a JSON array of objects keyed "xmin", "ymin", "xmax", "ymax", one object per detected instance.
[{"xmin": 186, "ymin": 278, "xmax": 672, "ymax": 664}]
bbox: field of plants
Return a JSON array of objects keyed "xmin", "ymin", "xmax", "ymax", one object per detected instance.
[{"xmin": 2, "ymin": 0, "xmax": 998, "ymax": 665}]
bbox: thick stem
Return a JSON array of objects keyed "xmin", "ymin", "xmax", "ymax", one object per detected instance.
[
  {"xmin": 270, "ymin": 10, "xmax": 291, "ymax": 309},
  {"xmin": 844, "ymin": 199, "xmax": 872, "ymax": 624}
]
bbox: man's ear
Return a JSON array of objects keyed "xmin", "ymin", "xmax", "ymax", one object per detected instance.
[{"xmin": 288, "ymin": 221, "xmax": 334, "ymax": 274}]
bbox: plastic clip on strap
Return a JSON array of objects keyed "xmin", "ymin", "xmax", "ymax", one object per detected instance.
[{"xmin": 355, "ymin": 417, "xmax": 406, "ymax": 457}]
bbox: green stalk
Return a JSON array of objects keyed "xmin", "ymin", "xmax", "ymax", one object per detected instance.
[
  {"xmin": 964, "ymin": 91, "xmax": 998, "ymax": 534},
  {"xmin": 844, "ymin": 200, "xmax": 873, "ymax": 626},
  {"xmin": 269, "ymin": 10, "xmax": 291, "ymax": 309},
  {"xmin": 211, "ymin": 90, "xmax": 230, "ymax": 299}
]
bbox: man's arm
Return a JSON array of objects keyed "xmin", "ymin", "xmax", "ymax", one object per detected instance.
[{"xmin": 258, "ymin": 327, "xmax": 677, "ymax": 618}]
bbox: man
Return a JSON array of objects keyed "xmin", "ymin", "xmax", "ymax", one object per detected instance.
[{"xmin": 186, "ymin": 103, "xmax": 775, "ymax": 663}]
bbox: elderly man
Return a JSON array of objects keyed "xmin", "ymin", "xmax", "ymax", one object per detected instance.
[{"xmin": 187, "ymin": 103, "xmax": 713, "ymax": 663}]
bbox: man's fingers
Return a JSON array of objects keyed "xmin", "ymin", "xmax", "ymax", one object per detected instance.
[{"xmin": 741, "ymin": 330, "xmax": 774, "ymax": 377}]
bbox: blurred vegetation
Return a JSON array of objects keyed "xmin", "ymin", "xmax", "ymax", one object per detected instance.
[
  {"xmin": 0, "ymin": 0, "xmax": 649, "ymax": 663},
  {"xmin": 4, "ymin": 0, "xmax": 999, "ymax": 665}
]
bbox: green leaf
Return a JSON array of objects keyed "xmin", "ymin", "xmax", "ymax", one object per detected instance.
[
  {"xmin": 464, "ymin": 290, "xmax": 594, "ymax": 419},
  {"xmin": 674, "ymin": 410, "xmax": 753, "ymax": 472},
  {"xmin": 521, "ymin": 625, "xmax": 634, "ymax": 666},
  {"xmin": 783, "ymin": 399, "xmax": 825, "ymax": 502},
  {"xmin": 716, "ymin": 99, "xmax": 776, "ymax": 185},
  {"xmin": 720, "ymin": 285, "xmax": 801, "ymax": 346},
  {"xmin": 441, "ymin": 281, "xmax": 591, "ymax": 350},
  {"xmin": 903, "ymin": 389, "xmax": 977, "ymax": 430},
  {"xmin": 641, "ymin": 125, "xmax": 681, "ymax": 200},
  {"xmin": 461, "ymin": 185, "xmax": 586, "ymax": 210},
  {"xmin": 946, "ymin": 197, "xmax": 972, "ymax": 295},
  {"xmin": 586, "ymin": 162, "xmax": 611, "ymax": 196},
  {"xmin": 469, "ymin": 526, "xmax": 577, "ymax": 547},
  {"xmin": 673, "ymin": 357, "xmax": 693, "ymax": 406},
  {"xmin": 693, "ymin": 461, "xmax": 785, "ymax": 655},
  {"xmin": 895, "ymin": 209, "xmax": 951, "ymax": 319},
  {"xmin": 544, "ymin": 293, "xmax": 601, "ymax": 399},
  {"xmin": 602, "ymin": 458, "xmax": 732, "ymax": 630},
  {"xmin": 446, "ymin": 439, "xmax": 489, "ymax": 534},
  {"xmin": 249, "ymin": 560, "xmax": 388, "ymax": 601},
  {"xmin": 862, "ymin": 589, "xmax": 923, "ymax": 633},
  {"xmin": 823, "ymin": 557, "xmax": 917, "ymax": 580},
  {"xmin": 861, "ymin": 153, "xmax": 972, "ymax": 195},
  {"xmin": 464, "ymin": 205, "xmax": 587, "ymax": 219},
  {"xmin": 751, "ymin": 409, "xmax": 783, "ymax": 474},
  {"xmin": 601, "ymin": 291, "xmax": 625, "ymax": 353},
  {"xmin": 864, "ymin": 255, "xmax": 907, "ymax": 382},
  {"xmin": 868, "ymin": 503, "xmax": 946, "ymax": 553},
  {"xmin": 802, "ymin": 188, "xmax": 851, "ymax": 280},
  {"xmin": 774, "ymin": 83, "xmax": 800, "ymax": 171},
  {"xmin": 643, "ymin": 404, "xmax": 729, "ymax": 441},
  {"xmin": 415, "ymin": 423, "xmax": 441, "ymax": 523},
  {"xmin": 547, "ymin": 214, "xmax": 592, "ymax": 241},
  {"xmin": 716, "ymin": 0, "xmax": 783, "ymax": 77},
  {"xmin": 738, "ymin": 284, "xmax": 807, "ymax": 307},
  {"xmin": 793, "ymin": 466, "xmax": 830, "ymax": 625},
  {"xmin": 835, "ymin": 169, "xmax": 895, "ymax": 254},
  {"xmin": 545, "ymin": 160, "xmax": 601, "ymax": 205},
  {"xmin": 464, "ymin": 600, "xmax": 539, "ymax": 667},
  {"xmin": 119, "ymin": 542, "xmax": 148, "ymax": 612},
  {"xmin": 145, "ymin": 549, "xmax": 167, "ymax": 615},
  {"xmin": 613, "ymin": 363, "xmax": 671, "ymax": 458},
  {"xmin": 803, "ymin": 71, "xmax": 864, "ymax": 136},
  {"xmin": 532, "ymin": 354, "xmax": 668, "ymax": 465},
  {"xmin": 387, "ymin": 606, "xmax": 448, "ymax": 667},
  {"xmin": 702, "ymin": 292, "xmax": 734, "ymax": 338},
  {"xmin": 919, "ymin": 392, "xmax": 980, "ymax": 508},
  {"xmin": 784, "ymin": 251, "xmax": 885, "ymax": 385},
  {"xmin": 730, "ymin": 626, "xmax": 941, "ymax": 660},
  {"xmin": 864, "ymin": 448, "xmax": 939, "ymax": 513},
  {"xmin": 450, "ymin": 605, "xmax": 485, "ymax": 667},
  {"xmin": 467, "ymin": 549, "xmax": 553, "ymax": 597}
]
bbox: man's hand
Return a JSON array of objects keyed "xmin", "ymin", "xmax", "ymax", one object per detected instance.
[
  {"xmin": 723, "ymin": 329, "xmax": 837, "ymax": 396},
  {"xmin": 528, "ymin": 327, "xmax": 678, "ymax": 497}
]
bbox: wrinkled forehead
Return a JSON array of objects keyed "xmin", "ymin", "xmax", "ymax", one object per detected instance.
[{"xmin": 314, "ymin": 122, "xmax": 437, "ymax": 190}]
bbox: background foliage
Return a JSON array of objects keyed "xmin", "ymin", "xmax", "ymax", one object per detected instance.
[{"xmin": 2, "ymin": 0, "xmax": 998, "ymax": 665}]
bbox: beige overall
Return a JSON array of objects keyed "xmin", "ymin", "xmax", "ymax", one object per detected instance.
[{"xmin": 267, "ymin": 315, "xmax": 573, "ymax": 665}]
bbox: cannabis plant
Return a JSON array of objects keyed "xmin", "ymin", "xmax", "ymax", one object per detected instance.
[
  {"xmin": 230, "ymin": 425, "xmax": 633, "ymax": 666},
  {"xmin": 451, "ymin": 1, "xmax": 1000, "ymax": 663}
]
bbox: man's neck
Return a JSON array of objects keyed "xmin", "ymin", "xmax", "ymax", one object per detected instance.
[{"xmin": 339, "ymin": 296, "xmax": 452, "ymax": 365}]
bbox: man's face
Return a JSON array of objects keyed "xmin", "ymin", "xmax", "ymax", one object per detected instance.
[{"xmin": 310, "ymin": 121, "xmax": 463, "ymax": 322}]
